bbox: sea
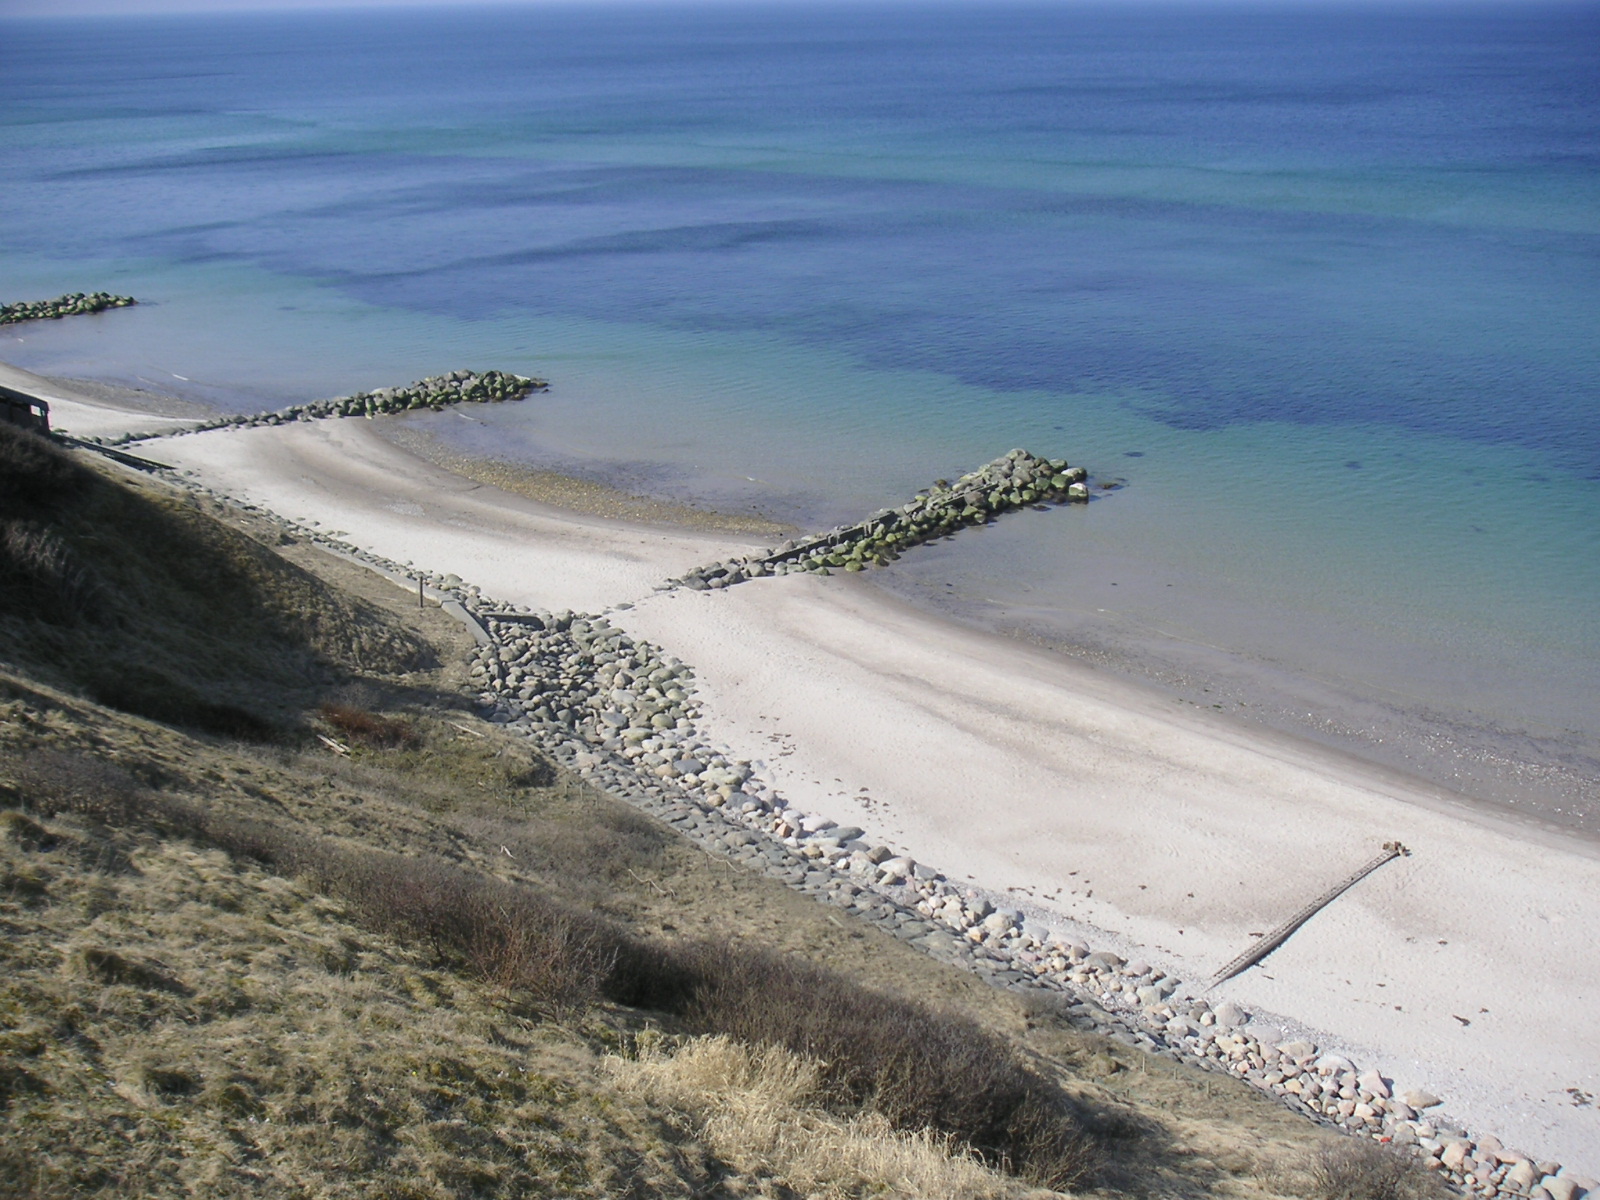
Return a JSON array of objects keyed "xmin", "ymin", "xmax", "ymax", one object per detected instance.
[{"xmin": 2, "ymin": 1, "xmax": 1597, "ymax": 829}]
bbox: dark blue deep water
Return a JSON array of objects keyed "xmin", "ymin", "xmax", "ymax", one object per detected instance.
[{"xmin": 3, "ymin": 2, "xmax": 1598, "ymax": 813}]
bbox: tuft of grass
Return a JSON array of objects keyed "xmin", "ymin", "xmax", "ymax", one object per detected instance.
[
  {"xmin": 72, "ymin": 946, "xmax": 190, "ymax": 994},
  {"xmin": 1300, "ymin": 1139, "xmax": 1448, "ymax": 1200},
  {"xmin": 609, "ymin": 1033, "xmax": 1034, "ymax": 1199},
  {"xmin": 1, "ymin": 811, "xmax": 54, "ymax": 851},
  {"xmin": 318, "ymin": 702, "xmax": 420, "ymax": 750}
]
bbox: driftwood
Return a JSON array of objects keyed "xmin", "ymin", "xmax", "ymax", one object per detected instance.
[
  {"xmin": 1207, "ymin": 841, "xmax": 1410, "ymax": 990},
  {"xmin": 316, "ymin": 733, "xmax": 351, "ymax": 757}
]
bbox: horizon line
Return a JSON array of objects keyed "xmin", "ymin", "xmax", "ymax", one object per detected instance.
[{"xmin": 4, "ymin": 0, "xmax": 1594, "ymax": 18}]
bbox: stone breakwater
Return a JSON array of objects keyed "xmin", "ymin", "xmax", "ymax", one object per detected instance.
[
  {"xmin": 667, "ymin": 448, "xmax": 1089, "ymax": 592},
  {"xmin": 156, "ymin": 464, "xmax": 1592, "ymax": 1198},
  {"xmin": 88, "ymin": 370, "xmax": 546, "ymax": 447},
  {"xmin": 0, "ymin": 292, "xmax": 136, "ymax": 326}
]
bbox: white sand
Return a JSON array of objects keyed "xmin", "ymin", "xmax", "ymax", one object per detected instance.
[
  {"xmin": 47, "ymin": 401, "xmax": 1600, "ymax": 1172},
  {"xmin": 0, "ymin": 360, "xmax": 202, "ymax": 441}
]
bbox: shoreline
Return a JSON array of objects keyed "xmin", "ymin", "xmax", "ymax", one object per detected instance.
[
  {"xmin": 22, "ymin": 364, "xmax": 1600, "ymax": 1175},
  {"xmin": 375, "ymin": 423, "xmax": 795, "ymax": 538},
  {"xmin": 24, "ymin": 351, "xmax": 1600, "ymax": 838},
  {"xmin": 401, "ymin": 401, "xmax": 1600, "ymax": 842},
  {"xmin": 878, "ymin": 573, "xmax": 1600, "ymax": 847}
]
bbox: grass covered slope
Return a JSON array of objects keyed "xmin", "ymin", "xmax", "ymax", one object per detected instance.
[
  {"xmin": 0, "ymin": 435, "xmax": 1444, "ymax": 1199},
  {"xmin": 0, "ymin": 421, "xmax": 430, "ymax": 738},
  {"xmin": 0, "ymin": 685, "xmax": 1113, "ymax": 1197}
]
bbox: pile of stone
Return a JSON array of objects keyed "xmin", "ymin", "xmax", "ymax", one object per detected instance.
[
  {"xmin": 0, "ymin": 292, "xmax": 136, "ymax": 326},
  {"xmin": 154, "ymin": 468, "xmax": 1594, "ymax": 1198},
  {"xmin": 671, "ymin": 448, "xmax": 1088, "ymax": 591},
  {"xmin": 94, "ymin": 369, "xmax": 546, "ymax": 446},
  {"xmin": 468, "ymin": 610, "xmax": 699, "ymax": 742}
]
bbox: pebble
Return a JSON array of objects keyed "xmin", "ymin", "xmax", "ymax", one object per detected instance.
[
  {"xmin": 1358, "ymin": 1068, "xmax": 1391, "ymax": 1099},
  {"xmin": 1213, "ymin": 1000, "xmax": 1249, "ymax": 1028}
]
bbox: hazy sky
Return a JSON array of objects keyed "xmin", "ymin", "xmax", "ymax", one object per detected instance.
[
  {"xmin": 4, "ymin": 0, "xmax": 578, "ymax": 14},
  {"xmin": 0, "ymin": 0, "xmax": 1546, "ymax": 16}
]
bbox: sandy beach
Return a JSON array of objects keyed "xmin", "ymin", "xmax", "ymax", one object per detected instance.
[{"xmin": 36, "ymin": 384, "xmax": 1600, "ymax": 1173}]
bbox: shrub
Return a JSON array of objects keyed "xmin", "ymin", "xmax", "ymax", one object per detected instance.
[
  {"xmin": 1304, "ymin": 1139, "xmax": 1446, "ymax": 1200},
  {"xmin": 298, "ymin": 849, "xmax": 615, "ymax": 1009},
  {"xmin": 644, "ymin": 944, "xmax": 1102, "ymax": 1189},
  {"xmin": 318, "ymin": 703, "xmax": 420, "ymax": 750},
  {"xmin": 154, "ymin": 806, "xmax": 615, "ymax": 1011},
  {"xmin": 4, "ymin": 749, "xmax": 149, "ymax": 826}
]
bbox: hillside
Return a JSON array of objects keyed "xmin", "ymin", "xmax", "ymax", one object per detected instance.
[{"xmin": 0, "ymin": 424, "xmax": 1442, "ymax": 1199}]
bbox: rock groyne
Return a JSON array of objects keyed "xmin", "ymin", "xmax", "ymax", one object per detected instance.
[
  {"xmin": 94, "ymin": 369, "xmax": 546, "ymax": 446},
  {"xmin": 0, "ymin": 292, "xmax": 137, "ymax": 325},
  {"xmin": 672, "ymin": 448, "xmax": 1090, "ymax": 592}
]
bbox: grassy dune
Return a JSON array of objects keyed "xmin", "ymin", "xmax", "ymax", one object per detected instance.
[{"xmin": 0, "ymin": 424, "xmax": 1443, "ymax": 1199}]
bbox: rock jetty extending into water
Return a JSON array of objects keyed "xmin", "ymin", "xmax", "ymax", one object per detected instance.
[
  {"xmin": 671, "ymin": 448, "xmax": 1090, "ymax": 592},
  {"xmin": 92, "ymin": 369, "xmax": 546, "ymax": 447},
  {"xmin": 0, "ymin": 292, "xmax": 137, "ymax": 326}
]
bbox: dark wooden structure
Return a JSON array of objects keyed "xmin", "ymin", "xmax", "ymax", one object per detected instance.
[{"xmin": 0, "ymin": 385, "xmax": 50, "ymax": 434}]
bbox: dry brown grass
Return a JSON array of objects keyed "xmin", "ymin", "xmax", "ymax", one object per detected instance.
[
  {"xmin": 2, "ymin": 797, "xmax": 1061, "ymax": 1198},
  {"xmin": 1296, "ymin": 1139, "xmax": 1449, "ymax": 1200},
  {"xmin": 4, "ymin": 741, "xmax": 1104, "ymax": 1188},
  {"xmin": 0, "ymin": 811, "xmax": 714, "ymax": 1199},
  {"xmin": 609, "ymin": 1034, "xmax": 1047, "ymax": 1199},
  {"xmin": 0, "ymin": 429, "xmax": 431, "ymax": 740},
  {"xmin": 319, "ymin": 702, "xmax": 421, "ymax": 749},
  {"xmin": 0, "ymin": 420, "xmax": 87, "ymax": 511}
]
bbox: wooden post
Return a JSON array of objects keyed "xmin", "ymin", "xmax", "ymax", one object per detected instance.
[{"xmin": 418, "ymin": 576, "xmax": 424, "ymax": 608}]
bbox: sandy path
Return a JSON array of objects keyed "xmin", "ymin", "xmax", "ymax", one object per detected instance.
[{"xmin": 79, "ymin": 411, "xmax": 1600, "ymax": 1171}]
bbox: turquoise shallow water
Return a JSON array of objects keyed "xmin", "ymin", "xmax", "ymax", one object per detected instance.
[{"xmin": 2, "ymin": 3, "xmax": 1597, "ymax": 823}]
